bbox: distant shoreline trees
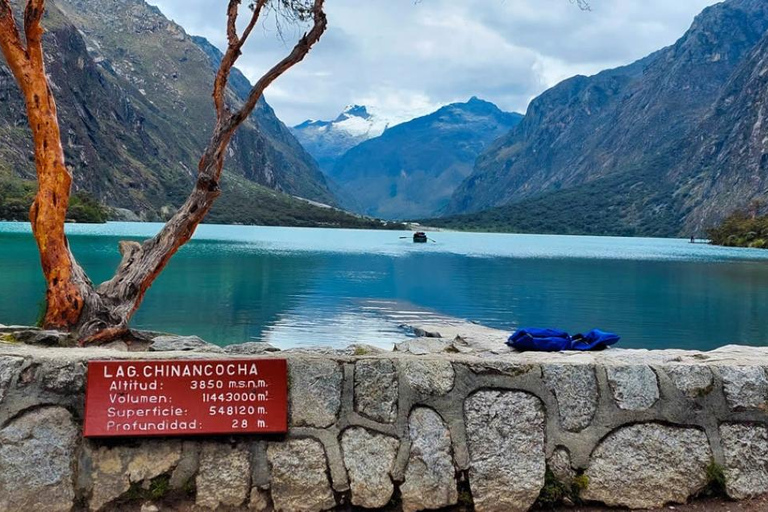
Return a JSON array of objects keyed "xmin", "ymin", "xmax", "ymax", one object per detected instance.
[{"xmin": 708, "ymin": 201, "xmax": 768, "ymax": 249}]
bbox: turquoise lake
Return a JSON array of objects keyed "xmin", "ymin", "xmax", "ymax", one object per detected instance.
[{"xmin": 1, "ymin": 221, "xmax": 768, "ymax": 351}]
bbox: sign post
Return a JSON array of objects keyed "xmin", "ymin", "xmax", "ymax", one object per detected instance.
[{"xmin": 84, "ymin": 359, "xmax": 288, "ymax": 437}]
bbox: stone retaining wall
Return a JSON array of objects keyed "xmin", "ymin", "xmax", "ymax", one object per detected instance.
[{"xmin": 2, "ymin": 340, "xmax": 768, "ymax": 511}]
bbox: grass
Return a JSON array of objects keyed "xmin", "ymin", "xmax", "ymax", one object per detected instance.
[
  {"xmin": 534, "ymin": 468, "xmax": 589, "ymax": 509},
  {"xmin": 700, "ymin": 461, "xmax": 727, "ymax": 498}
]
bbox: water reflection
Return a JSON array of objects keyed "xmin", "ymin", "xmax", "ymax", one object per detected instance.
[{"xmin": 1, "ymin": 222, "xmax": 767, "ymax": 350}]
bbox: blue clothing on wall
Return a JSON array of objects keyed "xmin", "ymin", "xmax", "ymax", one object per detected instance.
[{"xmin": 506, "ymin": 327, "xmax": 619, "ymax": 352}]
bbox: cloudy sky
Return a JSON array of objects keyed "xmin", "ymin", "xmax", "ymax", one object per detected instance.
[{"xmin": 149, "ymin": 0, "xmax": 718, "ymax": 126}]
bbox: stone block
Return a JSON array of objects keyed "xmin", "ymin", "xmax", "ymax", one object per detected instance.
[
  {"xmin": 542, "ymin": 364, "xmax": 597, "ymax": 432},
  {"xmin": 267, "ymin": 438, "xmax": 335, "ymax": 512},
  {"xmin": 465, "ymin": 390, "xmax": 545, "ymax": 512},
  {"xmin": 720, "ymin": 366, "xmax": 768, "ymax": 410},
  {"xmin": 606, "ymin": 365, "xmax": 659, "ymax": 410},
  {"xmin": 354, "ymin": 359, "xmax": 398, "ymax": 423},
  {"xmin": 400, "ymin": 359, "xmax": 454, "ymax": 396},
  {"xmin": 582, "ymin": 423, "xmax": 711, "ymax": 509},
  {"xmin": 720, "ymin": 423, "xmax": 768, "ymax": 499},
  {"xmin": 341, "ymin": 427, "xmax": 399, "ymax": 508},
  {"xmin": 289, "ymin": 359, "xmax": 342, "ymax": 428},
  {"xmin": 0, "ymin": 407, "xmax": 78, "ymax": 512},
  {"xmin": 401, "ymin": 408, "xmax": 458, "ymax": 512},
  {"xmin": 196, "ymin": 442, "xmax": 251, "ymax": 509}
]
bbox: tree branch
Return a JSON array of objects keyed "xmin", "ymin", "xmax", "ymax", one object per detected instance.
[
  {"xmin": 214, "ymin": 0, "xmax": 268, "ymax": 119},
  {"xmin": 23, "ymin": 0, "xmax": 45, "ymax": 68},
  {"xmin": 237, "ymin": 0, "xmax": 267, "ymax": 51},
  {"xmin": 0, "ymin": 0, "xmax": 30, "ymax": 78},
  {"xmin": 226, "ymin": 0, "xmax": 240, "ymax": 47},
  {"xmin": 228, "ymin": 0, "xmax": 326, "ymax": 129},
  {"xmin": 82, "ymin": 0, "xmax": 329, "ymax": 343}
]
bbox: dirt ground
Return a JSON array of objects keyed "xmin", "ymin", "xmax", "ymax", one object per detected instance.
[{"xmin": 549, "ymin": 494, "xmax": 768, "ymax": 512}]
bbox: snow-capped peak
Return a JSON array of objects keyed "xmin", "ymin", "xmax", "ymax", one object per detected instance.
[
  {"xmin": 294, "ymin": 104, "xmax": 392, "ymax": 140},
  {"xmin": 291, "ymin": 104, "xmax": 401, "ymax": 172}
]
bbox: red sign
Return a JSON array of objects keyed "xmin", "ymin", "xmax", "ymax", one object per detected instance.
[{"xmin": 84, "ymin": 359, "xmax": 288, "ymax": 437}]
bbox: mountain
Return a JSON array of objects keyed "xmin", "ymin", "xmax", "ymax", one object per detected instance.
[
  {"xmin": 291, "ymin": 104, "xmax": 392, "ymax": 172},
  {"xmin": 0, "ymin": 0, "xmax": 345, "ymax": 225},
  {"xmin": 442, "ymin": 0, "xmax": 768, "ymax": 237},
  {"xmin": 327, "ymin": 98, "xmax": 522, "ymax": 219}
]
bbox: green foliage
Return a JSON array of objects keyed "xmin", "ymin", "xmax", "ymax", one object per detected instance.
[
  {"xmin": 535, "ymin": 469, "xmax": 571, "ymax": 509},
  {"xmin": 573, "ymin": 474, "xmax": 589, "ymax": 493},
  {"xmin": 122, "ymin": 474, "xmax": 171, "ymax": 502},
  {"xmin": 534, "ymin": 469, "xmax": 588, "ymax": 509},
  {"xmin": 0, "ymin": 178, "xmax": 108, "ymax": 224},
  {"xmin": 67, "ymin": 192, "xmax": 109, "ymax": 223},
  {"xmin": 0, "ymin": 178, "xmax": 35, "ymax": 221},
  {"xmin": 207, "ymin": 179, "xmax": 406, "ymax": 230},
  {"xmin": 148, "ymin": 475, "xmax": 171, "ymax": 500},
  {"xmin": 426, "ymin": 164, "xmax": 684, "ymax": 237},
  {"xmin": 707, "ymin": 209, "xmax": 768, "ymax": 249},
  {"xmin": 700, "ymin": 461, "xmax": 727, "ymax": 498}
]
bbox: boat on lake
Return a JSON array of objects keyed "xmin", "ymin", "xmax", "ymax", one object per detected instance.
[{"xmin": 413, "ymin": 232, "xmax": 428, "ymax": 243}]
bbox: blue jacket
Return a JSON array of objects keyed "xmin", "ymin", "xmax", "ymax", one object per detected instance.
[{"xmin": 507, "ymin": 328, "xmax": 619, "ymax": 352}]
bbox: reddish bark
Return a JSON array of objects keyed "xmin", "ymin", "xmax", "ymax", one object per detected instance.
[{"xmin": 0, "ymin": 0, "xmax": 91, "ymax": 329}]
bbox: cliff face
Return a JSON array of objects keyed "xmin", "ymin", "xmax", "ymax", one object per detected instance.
[
  {"xmin": 0, "ymin": 0, "xmax": 335, "ymax": 221},
  {"xmin": 675, "ymin": 28, "xmax": 768, "ymax": 232},
  {"xmin": 444, "ymin": 0, "xmax": 768, "ymax": 236},
  {"xmin": 328, "ymin": 98, "xmax": 522, "ymax": 219}
]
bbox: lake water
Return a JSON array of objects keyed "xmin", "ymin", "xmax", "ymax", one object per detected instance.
[{"xmin": 1, "ymin": 221, "xmax": 768, "ymax": 351}]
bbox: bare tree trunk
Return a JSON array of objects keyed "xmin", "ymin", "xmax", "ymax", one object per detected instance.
[
  {"xmin": 0, "ymin": 0, "xmax": 93, "ymax": 330},
  {"xmin": 1, "ymin": 0, "xmax": 327, "ymax": 344}
]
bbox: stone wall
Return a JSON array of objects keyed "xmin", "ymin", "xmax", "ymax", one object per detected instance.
[{"xmin": 2, "ymin": 339, "xmax": 768, "ymax": 511}]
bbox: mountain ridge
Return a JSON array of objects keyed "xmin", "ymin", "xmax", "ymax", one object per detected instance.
[
  {"xmin": 329, "ymin": 97, "xmax": 523, "ymax": 219},
  {"xmin": 0, "ymin": 0, "xmax": 343, "ymax": 225},
  {"xmin": 443, "ymin": 0, "xmax": 768, "ymax": 236}
]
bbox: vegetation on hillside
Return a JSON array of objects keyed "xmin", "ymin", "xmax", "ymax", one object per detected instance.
[
  {"xmin": 207, "ymin": 177, "xmax": 406, "ymax": 229},
  {"xmin": 1, "ymin": 175, "xmax": 402, "ymax": 229},
  {"xmin": 425, "ymin": 165, "xmax": 684, "ymax": 238},
  {"xmin": 1, "ymin": 178, "xmax": 108, "ymax": 223},
  {"xmin": 707, "ymin": 202, "xmax": 768, "ymax": 248}
]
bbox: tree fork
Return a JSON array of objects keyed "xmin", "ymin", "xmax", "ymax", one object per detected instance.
[{"xmin": 1, "ymin": 0, "xmax": 327, "ymax": 344}]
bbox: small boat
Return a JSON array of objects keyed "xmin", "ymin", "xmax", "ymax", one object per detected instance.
[{"xmin": 413, "ymin": 232, "xmax": 428, "ymax": 243}]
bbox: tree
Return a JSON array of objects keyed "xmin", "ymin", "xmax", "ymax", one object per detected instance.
[{"xmin": 0, "ymin": 0, "xmax": 327, "ymax": 344}]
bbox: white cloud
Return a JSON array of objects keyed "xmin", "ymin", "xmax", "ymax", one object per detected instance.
[{"xmin": 149, "ymin": 0, "xmax": 718, "ymax": 125}]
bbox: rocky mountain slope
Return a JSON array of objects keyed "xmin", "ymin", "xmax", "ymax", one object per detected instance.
[
  {"xmin": 0, "ymin": 0, "xmax": 341, "ymax": 224},
  {"xmin": 291, "ymin": 105, "xmax": 392, "ymax": 173},
  {"xmin": 443, "ymin": 0, "xmax": 768, "ymax": 236},
  {"xmin": 328, "ymin": 98, "xmax": 522, "ymax": 219}
]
